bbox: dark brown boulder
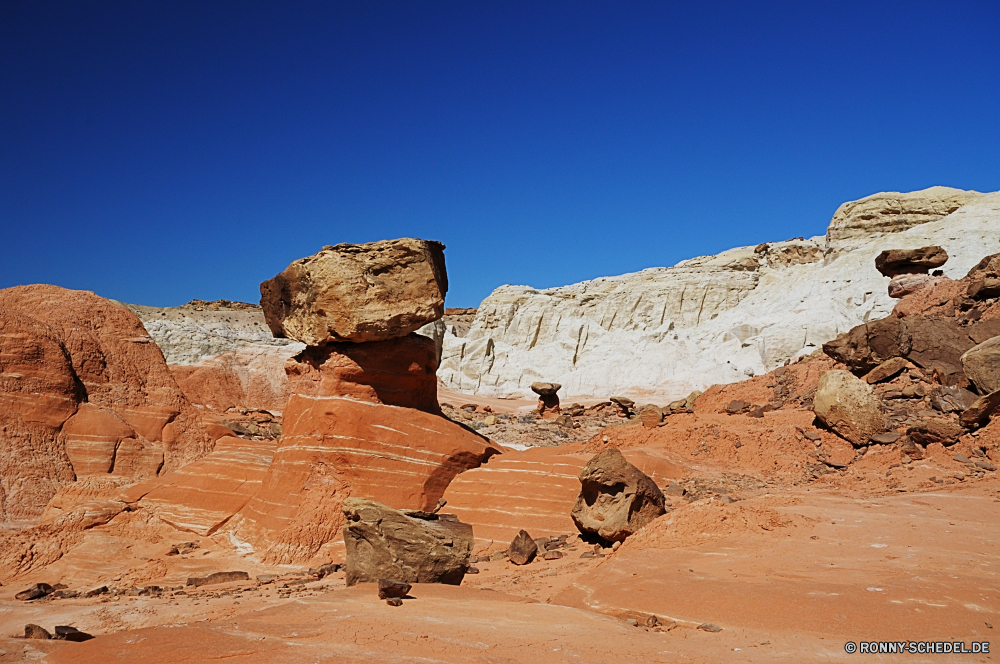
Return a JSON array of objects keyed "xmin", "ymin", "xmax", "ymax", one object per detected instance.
[
  {"xmin": 342, "ymin": 498, "xmax": 472, "ymax": 586},
  {"xmin": 377, "ymin": 579, "xmax": 412, "ymax": 599},
  {"xmin": 968, "ymin": 278, "xmax": 1000, "ymax": 300},
  {"xmin": 54, "ymin": 626, "xmax": 94, "ymax": 642},
  {"xmin": 15, "ymin": 583, "xmax": 53, "ymax": 601},
  {"xmin": 906, "ymin": 419, "xmax": 964, "ymax": 447},
  {"xmin": 875, "ymin": 246, "xmax": 948, "ymax": 277},
  {"xmin": 823, "ymin": 316, "xmax": 974, "ymax": 385},
  {"xmin": 508, "ymin": 529, "xmax": 538, "ymax": 565},
  {"xmin": 24, "ymin": 624, "xmax": 51, "ymax": 639},
  {"xmin": 571, "ymin": 448, "xmax": 666, "ymax": 542}
]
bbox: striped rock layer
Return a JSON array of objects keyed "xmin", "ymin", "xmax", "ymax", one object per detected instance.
[{"xmin": 0, "ymin": 285, "xmax": 211, "ymax": 524}]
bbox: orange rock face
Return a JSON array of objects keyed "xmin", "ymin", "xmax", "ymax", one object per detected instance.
[
  {"xmin": 0, "ymin": 285, "xmax": 211, "ymax": 523},
  {"xmin": 123, "ymin": 436, "xmax": 277, "ymax": 536},
  {"xmin": 232, "ymin": 397, "xmax": 498, "ymax": 564},
  {"xmin": 286, "ymin": 334, "xmax": 440, "ymax": 414}
]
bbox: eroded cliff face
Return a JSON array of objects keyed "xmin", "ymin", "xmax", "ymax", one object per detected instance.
[{"xmin": 439, "ymin": 187, "xmax": 999, "ymax": 400}]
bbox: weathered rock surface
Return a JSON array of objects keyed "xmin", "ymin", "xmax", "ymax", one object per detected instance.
[
  {"xmin": 124, "ymin": 301, "xmax": 303, "ymax": 366},
  {"xmin": 285, "ymin": 334, "xmax": 441, "ymax": 414},
  {"xmin": 122, "ymin": 435, "xmax": 277, "ymax": 536},
  {"xmin": 959, "ymin": 390, "xmax": 1000, "ymax": 428},
  {"xmin": 823, "ymin": 316, "xmax": 977, "ymax": 386},
  {"xmin": 507, "ymin": 529, "xmax": 538, "ymax": 565},
  {"xmin": 962, "ymin": 336, "xmax": 1000, "ymax": 395},
  {"xmin": 864, "ymin": 357, "xmax": 910, "ymax": 384},
  {"xmin": 439, "ymin": 188, "xmax": 998, "ymax": 400},
  {"xmin": 571, "ymin": 448, "xmax": 666, "ymax": 542},
  {"xmin": 0, "ymin": 285, "xmax": 211, "ymax": 523},
  {"xmin": 874, "ymin": 246, "xmax": 948, "ymax": 277},
  {"xmin": 260, "ymin": 239, "xmax": 448, "ymax": 345},
  {"xmin": 231, "ymin": 398, "xmax": 497, "ymax": 564},
  {"xmin": 342, "ymin": 498, "xmax": 472, "ymax": 586},
  {"xmin": 812, "ymin": 371, "xmax": 886, "ymax": 446}
]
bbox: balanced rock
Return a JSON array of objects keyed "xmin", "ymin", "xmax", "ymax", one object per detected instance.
[
  {"xmin": 508, "ymin": 529, "xmax": 538, "ymax": 565},
  {"xmin": 875, "ymin": 246, "xmax": 948, "ymax": 277},
  {"xmin": 571, "ymin": 448, "xmax": 666, "ymax": 542},
  {"xmin": 609, "ymin": 396, "xmax": 635, "ymax": 418},
  {"xmin": 260, "ymin": 239, "xmax": 448, "ymax": 345},
  {"xmin": 962, "ymin": 336, "xmax": 1000, "ymax": 395},
  {"xmin": 812, "ymin": 371, "xmax": 886, "ymax": 446},
  {"xmin": 342, "ymin": 498, "xmax": 472, "ymax": 586},
  {"xmin": 531, "ymin": 382, "xmax": 561, "ymax": 418}
]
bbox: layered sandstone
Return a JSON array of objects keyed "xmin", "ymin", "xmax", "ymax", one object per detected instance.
[
  {"xmin": 0, "ymin": 286, "xmax": 211, "ymax": 523},
  {"xmin": 439, "ymin": 188, "xmax": 1000, "ymax": 400},
  {"xmin": 260, "ymin": 239, "xmax": 448, "ymax": 345}
]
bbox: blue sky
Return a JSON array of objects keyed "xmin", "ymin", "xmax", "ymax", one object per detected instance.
[{"xmin": 2, "ymin": 1, "xmax": 998, "ymax": 308}]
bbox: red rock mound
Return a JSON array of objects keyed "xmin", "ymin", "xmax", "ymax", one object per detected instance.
[{"xmin": 0, "ymin": 285, "xmax": 211, "ymax": 523}]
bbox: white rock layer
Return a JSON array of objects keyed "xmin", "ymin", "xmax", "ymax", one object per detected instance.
[{"xmin": 439, "ymin": 188, "xmax": 1000, "ymax": 401}]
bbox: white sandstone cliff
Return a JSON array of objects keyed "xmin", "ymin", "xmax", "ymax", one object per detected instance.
[{"xmin": 438, "ymin": 187, "xmax": 1000, "ymax": 401}]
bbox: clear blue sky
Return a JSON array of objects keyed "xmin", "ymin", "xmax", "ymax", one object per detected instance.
[{"xmin": 2, "ymin": 2, "xmax": 998, "ymax": 308}]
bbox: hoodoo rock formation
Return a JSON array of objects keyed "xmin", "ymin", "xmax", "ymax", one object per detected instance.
[
  {"xmin": 226, "ymin": 239, "xmax": 497, "ymax": 563},
  {"xmin": 0, "ymin": 285, "xmax": 211, "ymax": 523},
  {"xmin": 438, "ymin": 187, "xmax": 998, "ymax": 400},
  {"xmin": 260, "ymin": 239, "xmax": 448, "ymax": 345}
]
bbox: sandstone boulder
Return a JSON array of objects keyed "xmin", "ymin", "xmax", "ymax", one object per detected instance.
[
  {"xmin": 968, "ymin": 278, "xmax": 1000, "ymax": 300},
  {"xmin": 888, "ymin": 273, "xmax": 932, "ymax": 298},
  {"xmin": 962, "ymin": 337, "xmax": 1000, "ymax": 395},
  {"xmin": 571, "ymin": 449, "xmax": 666, "ymax": 542},
  {"xmin": 532, "ymin": 382, "xmax": 561, "ymax": 418},
  {"xmin": 875, "ymin": 246, "xmax": 948, "ymax": 277},
  {"xmin": 15, "ymin": 583, "xmax": 54, "ymax": 601},
  {"xmin": 24, "ymin": 624, "xmax": 51, "ymax": 640},
  {"xmin": 906, "ymin": 419, "xmax": 964, "ymax": 447},
  {"xmin": 260, "ymin": 239, "xmax": 448, "ymax": 345},
  {"xmin": 638, "ymin": 405, "xmax": 663, "ymax": 428},
  {"xmin": 342, "ymin": 498, "xmax": 472, "ymax": 586},
  {"xmin": 812, "ymin": 371, "xmax": 886, "ymax": 446}
]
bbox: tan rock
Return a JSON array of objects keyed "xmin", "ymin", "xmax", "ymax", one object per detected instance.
[
  {"xmin": 962, "ymin": 336, "xmax": 1000, "ymax": 395},
  {"xmin": 342, "ymin": 498, "xmax": 472, "ymax": 586},
  {"xmin": 571, "ymin": 448, "xmax": 666, "ymax": 542},
  {"xmin": 827, "ymin": 187, "xmax": 980, "ymax": 251},
  {"xmin": 260, "ymin": 239, "xmax": 448, "ymax": 345},
  {"xmin": 813, "ymin": 370, "xmax": 886, "ymax": 446},
  {"xmin": 638, "ymin": 405, "xmax": 663, "ymax": 428}
]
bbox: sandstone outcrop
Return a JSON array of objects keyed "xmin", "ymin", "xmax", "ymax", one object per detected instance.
[
  {"xmin": 812, "ymin": 371, "xmax": 886, "ymax": 446},
  {"xmin": 260, "ymin": 239, "xmax": 448, "ymax": 345},
  {"xmin": 826, "ymin": 187, "xmax": 981, "ymax": 252},
  {"xmin": 0, "ymin": 285, "xmax": 211, "ymax": 523},
  {"xmin": 439, "ymin": 188, "xmax": 998, "ymax": 401},
  {"xmin": 231, "ymin": 397, "xmax": 496, "ymax": 563},
  {"xmin": 571, "ymin": 448, "xmax": 666, "ymax": 542},
  {"xmin": 342, "ymin": 498, "xmax": 472, "ymax": 586},
  {"xmin": 962, "ymin": 337, "xmax": 1000, "ymax": 395}
]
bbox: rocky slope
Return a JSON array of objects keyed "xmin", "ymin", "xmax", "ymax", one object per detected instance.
[{"xmin": 439, "ymin": 187, "xmax": 1000, "ymax": 400}]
